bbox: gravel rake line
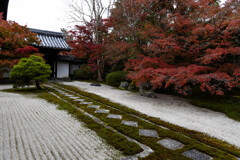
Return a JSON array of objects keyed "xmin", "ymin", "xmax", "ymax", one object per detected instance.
[
  {"xmin": 9, "ymin": 111, "xmax": 19, "ymax": 159},
  {"xmin": 33, "ymin": 101, "xmax": 118, "ymax": 160},
  {"xmin": 20, "ymin": 101, "xmax": 81, "ymax": 160},
  {"xmin": 1, "ymin": 100, "xmax": 29, "ymax": 159},
  {"xmin": 10, "ymin": 105, "xmax": 35, "ymax": 160},
  {"xmin": 0, "ymin": 110, "xmax": 4, "ymax": 159},
  {"xmin": 0, "ymin": 91, "xmax": 123, "ymax": 160},
  {"xmin": 20, "ymin": 107, "xmax": 62, "ymax": 160},
  {"xmin": 18, "ymin": 107, "xmax": 60, "ymax": 160},
  {"xmin": 2, "ymin": 94, "xmax": 74, "ymax": 160},
  {"xmin": 35, "ymin": 103, "xmax": 107, "ymax": 160},
  {"xmin": 12, "ymin": 99, "xmax": 54, "ymax": 160},
  {"xmin": 5, "ymin": 97, "xmax": 43, "ymax": 159},
  {"xmin": 9, "ymin": 102, "xmax": 30, "ymax": 160},
  {"xmin": 2, "ymin": 106, "xmax": 11, "ymax": 160},
  {"xmin": 29, "ymin": 105, "xmax": 82, "ymax": 160},
  {"xmin": 36, "ymin": 101, "xmax": 99, "ymax": 160}
]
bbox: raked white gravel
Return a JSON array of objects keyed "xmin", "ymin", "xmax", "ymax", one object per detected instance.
[
  {"xmin": 0, "ymin": 90, "xmax": 123, "ymax": 160},
  {"xmin": 62, "ymin": 81, "xmax": 240, "ymax": 148},
  {"xmin": 0, "ymin": 84, "xmax": 13, "ymax": 90}
]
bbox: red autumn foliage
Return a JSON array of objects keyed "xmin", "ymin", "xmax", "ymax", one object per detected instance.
[
  {"xmin": 0, "ymin": 13, "xmax": 39, "ymax": 77},
  {"xmin": 109, "ymin": 0, "xmax": 240, "ymax": 95},
  {"xmin": 68, "ymin": 19, "xmax": 110, "ymax": 79},
  {"xmin": 68, "ymin": 0, "xmax": 239, "ymax": 95},
  {"xmin": 68, "ymin": 25, "xmax": 95, "ymax": 59}
]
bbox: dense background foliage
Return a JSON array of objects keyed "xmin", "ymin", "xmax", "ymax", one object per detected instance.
[
  {"xmin": 69, "ymin": 0, "xmax": 240, "ymax": 95},
  {"xmin": 0, "ymin": 13, "xmax": 39, "ymax": 78}
]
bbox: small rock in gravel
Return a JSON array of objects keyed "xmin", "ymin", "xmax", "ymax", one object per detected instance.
[
  {"xmin": 90, "ymin": 83, "xmax": 102, "ymax": 87},
  {"xmin": 119, "ymin": 81, "xmax": 129, "ymax": 89}
]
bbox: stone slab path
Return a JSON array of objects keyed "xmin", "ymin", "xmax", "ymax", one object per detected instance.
[
  {"xmin": 182, "ymin": 149, "xmax": 213, "ymax": 160},
  {"xmin": 157, "ymin": 138, "xmax": 185, "ymax": 150},
  {"xmin": 62, "ymin": 81, "xmax": 240, "ymax": 148},
  {"xmin": 0, "ymin": 91, "xmax": 123, "ymax": 160},
  {"xmin": 47, "ymin": 83, "xmax": 217, "ymax": 160}
]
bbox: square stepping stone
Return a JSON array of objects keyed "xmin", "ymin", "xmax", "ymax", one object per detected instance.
[
  {"xmin": 182, "ymin": 149, "xmax": 213, "ymax": 160},
  {"xmin": 121, "ymin": 121, "xmax": 138, "ymax": 127},
  {"xmin": 157, "ymin": 138, "xmax": 184, "ymax": 150},
  {"xmin": 81, "ymin": 102, "xmax": 93, "ymax": 105},
  {"xmin": 95, "ymin": 109, "xmax": 109, "ymax": 114},
  {"xmin": 69, "ymin": 97, "xmax": 79, "ymax": 99},
  {"xmin": 74, "ymin": 99, "xmax": 85, "ymax": 102},
  {"xmin": 88, "ymin": 105, "xmax": 101, "ymax": 109},
  {"xmin": 107, "ymin": 114, "xmax": 122, "ymax": 119},
  {"xmin": 64, "ymin": 94, "xmax": 73, "ymax": 97},
  {"xmin": 139, "ymin": 129, "xmax": 159, "ymax": 138}
]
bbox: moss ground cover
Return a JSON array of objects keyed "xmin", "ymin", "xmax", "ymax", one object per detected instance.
[
  {"xmin": 45, "ymin": 82, "xmax": 240, "ymax": 159},
  {"xmin": 3, "ymin": 87, "xmax": 47, "ymax": 94},
  {"xmin": 187, "ymin": 90, "xmax": 240, "ymax": 122},
  {"xmin": 38, "ymin": 91, "xmax": 143, "ymax": 156}
]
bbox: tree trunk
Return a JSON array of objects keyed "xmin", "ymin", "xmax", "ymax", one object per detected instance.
[
  {"xmin": 97, "ymin": 59, "xmax": 103, "ymax": 81},
  {"xmin": 97, "ymin": 55, "xmax": 105, "ymax": 82},
  {"xmin": 35, "ymin": 81, "xmax": 42, "ymax": 90}
]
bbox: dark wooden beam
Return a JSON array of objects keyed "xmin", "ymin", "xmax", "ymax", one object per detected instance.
[{"xmin": 0, "ymin": 0, "xmax": 9, "ymax": 20}]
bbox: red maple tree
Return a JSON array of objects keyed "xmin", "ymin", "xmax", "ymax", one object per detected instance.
[
  {"xmin": 68, "ymin": 19, "xmax": 110, "ymax": 79},
  {"xmin": 0, "ymin": 13, "xmax": 39, "ymax": 78},
  {"xmin": 67, "ymin": 0, "xmax": 239, "ymax": 95},
  {"xmin": 110, "ymin": 0, "xmax": 240, "ymax": 95}
]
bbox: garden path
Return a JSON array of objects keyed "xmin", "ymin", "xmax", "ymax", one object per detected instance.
[{"xmin": 62, "ymin": 81, "xmax": 240, "ymax": 148}]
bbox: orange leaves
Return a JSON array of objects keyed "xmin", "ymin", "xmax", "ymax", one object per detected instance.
[
  {"xmin": 105, "ymin": 0, "xmax": 240, "ymax": 95},
  {"xmin": 197, "ymin": 47, "xmax": 240, "ymax": 65},
  {"xmin": 194, "ymin": 73, "xmax": 235, "ymax": 95},
  {"xmin": 0, "ymin": 17, "xmax": 39, "ymax": 73}
]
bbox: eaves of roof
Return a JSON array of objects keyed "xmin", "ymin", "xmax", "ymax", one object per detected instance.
[{"xmin": 29, "ymin": 28, "xmax": 72, "ymax": 51}]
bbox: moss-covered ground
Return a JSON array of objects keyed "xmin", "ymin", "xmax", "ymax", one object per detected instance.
[{"xmin": 41, "ymin": 82, "xmax": 240, "ymax": 160}]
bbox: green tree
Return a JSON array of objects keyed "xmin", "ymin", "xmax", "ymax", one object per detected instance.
[{"xmin": 10, "ymin": 55, "xmax": 52, "ymax": 89}]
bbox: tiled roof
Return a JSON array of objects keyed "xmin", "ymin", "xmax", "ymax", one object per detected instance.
[{"xmin": 29, "ymin": 28, "xmax": 72, "ymax": 51}]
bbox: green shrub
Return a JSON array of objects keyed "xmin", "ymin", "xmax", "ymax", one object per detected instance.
[
  {"xmin": 106, "ymin": 71, "xmax": 127, "ymax": 87},
  {"xmin": 10, "ymin": 55, "xmax": 51, "ymax": 89},
  {"xmin": 74, "ymin": 64, "xmax": 92, "ymax": 80}
]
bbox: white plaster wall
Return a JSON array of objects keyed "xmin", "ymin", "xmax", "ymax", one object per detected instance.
[
  {"xmin": 70, "ymin": 64, "xmax": 79, "ymax": 74},
  {"xmin": 57, "ymin": 61, "xmax": 69, "ymax": 78}
]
